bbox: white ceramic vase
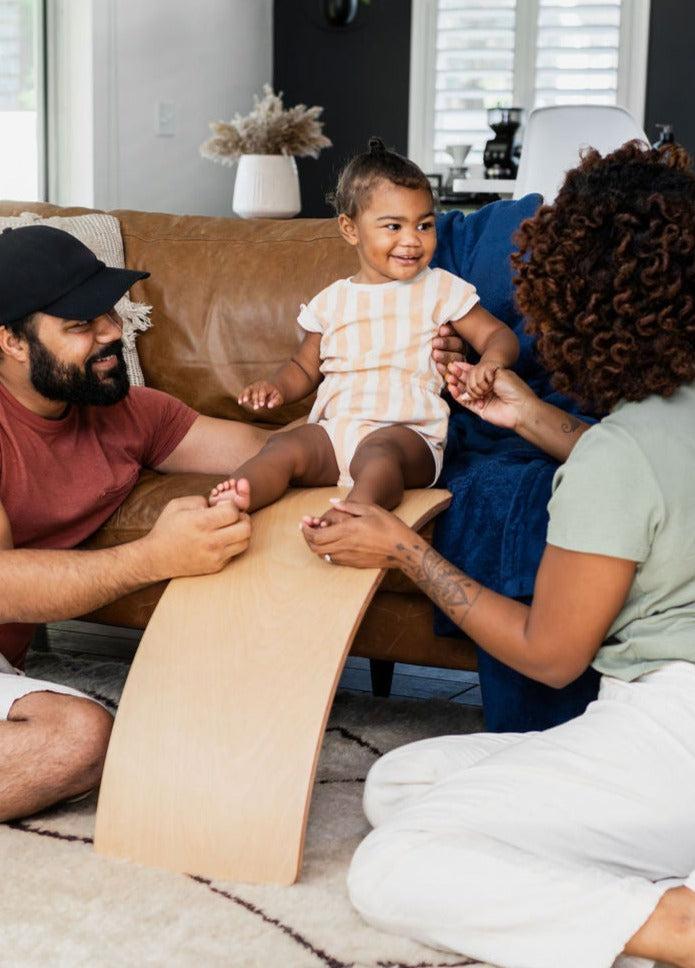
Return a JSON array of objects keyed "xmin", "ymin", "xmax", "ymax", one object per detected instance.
[{"xmin": 232, "ymin": 154, "xmax": 301, "ymax": 219}]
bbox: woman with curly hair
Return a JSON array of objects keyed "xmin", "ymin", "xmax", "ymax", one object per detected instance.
[{"xmin": 302, "ymin": 141, "xmax": 695, "ymax": 967}]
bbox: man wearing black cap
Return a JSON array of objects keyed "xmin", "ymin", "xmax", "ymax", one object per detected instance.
[
  {"xmin": 0, "ymin": 224, "xmax": 270, "ymax": 821},
  {"xmin": 0, "ymin": 223, "xmax": 463, "ymax": 820}
]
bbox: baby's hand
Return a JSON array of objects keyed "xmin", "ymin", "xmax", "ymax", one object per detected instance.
[
  {"xmin": 445, "ymin": 360, "xmax": 471, "ymax": 401},
  {"xmin": 238, "ymin": 381, "xmax": 284, "ymax": 411},
  {"xmin": 465, "ymin": 360, "xmax": 504, "ymax": 399}
]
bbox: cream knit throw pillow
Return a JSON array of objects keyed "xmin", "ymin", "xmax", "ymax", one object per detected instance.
[{"xmin": 0, "ymin": 211, "xmax": 151, "ymax": 386}]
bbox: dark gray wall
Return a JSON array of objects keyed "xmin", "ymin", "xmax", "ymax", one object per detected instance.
[
  {"xmin": 273, "ymin": 0, "xmax": 412, "ymax": 217},
  {"xmin": 644, "ymin": 0, "xmax": 695, "ymax": 156}
]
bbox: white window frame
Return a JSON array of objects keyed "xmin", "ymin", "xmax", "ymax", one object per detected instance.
[
  {"xmin": 0, "ymin": 0, "xmax": 48, "ymax": 200},
  {"xmin": 36, "ymin": 0, "xmax": 47, "ymax": 199},
  {"xmin": 408, "ymin": 0, "xmax": 652, "ymax": 173},
  {"xmin": 45, "ymin": 0, "xmax": 121, "ymax": 207},
  {"xmin": 45, "ymin": 0, "xmax": 95, "ymax": 205}
]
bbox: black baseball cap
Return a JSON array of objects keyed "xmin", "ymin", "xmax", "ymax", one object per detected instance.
[{"xmin": 0, "ymin": 224, "xmax": 150, "ymax": 326}]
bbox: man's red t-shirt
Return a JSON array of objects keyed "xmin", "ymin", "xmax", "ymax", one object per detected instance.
[{"xmin": 0, "ymin": 383, "xmax": 198, "ymax": 665}]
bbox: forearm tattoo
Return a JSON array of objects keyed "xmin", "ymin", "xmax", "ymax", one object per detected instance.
[{"xmin": 395, "ymin": 541, "xmax": 482, "ymax": 629}]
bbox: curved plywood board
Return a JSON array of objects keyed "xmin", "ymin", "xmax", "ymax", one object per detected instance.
[{"xmin": 94, "ymin": 487, "xmax": 451, "ymax": 884}]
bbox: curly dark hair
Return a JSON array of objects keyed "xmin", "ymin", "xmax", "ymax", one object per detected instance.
[
  {"xmin": 512, "ymin": 140, "xmax": 695, "ymax": 413},
  {"xmin": 327, "ymin": 137, "xmax": 433, "ymax": 218}
]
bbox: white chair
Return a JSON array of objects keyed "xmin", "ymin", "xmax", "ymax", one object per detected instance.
[{"xmin": 513, "ymin": 104, "xmax": 648, "ymax": 203}]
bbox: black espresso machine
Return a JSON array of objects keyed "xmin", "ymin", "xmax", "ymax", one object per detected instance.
[{"xmin": 483, "ymin": 106, "xmax": 524, "ymax": 179}]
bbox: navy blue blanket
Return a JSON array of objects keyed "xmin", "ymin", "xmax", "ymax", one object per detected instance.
[{"xmin": 431, "ymin": 197, "xmax": 594, "ymax": 635}]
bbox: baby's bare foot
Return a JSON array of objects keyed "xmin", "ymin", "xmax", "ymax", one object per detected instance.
[{"xmin": 209, "ymin": 477, "xmax": 251, "ymax": 511}]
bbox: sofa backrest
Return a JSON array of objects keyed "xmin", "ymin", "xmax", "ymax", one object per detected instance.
[
  {"xmin": 116, "ymin": 211, "xmax": 359, "ymax": 424},
  {"xmin": 0, "ymin": 202, "xmax": 358, "ymax": 425}
]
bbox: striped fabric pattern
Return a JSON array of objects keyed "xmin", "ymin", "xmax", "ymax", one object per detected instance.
[{"xmin": 298, "ymin": 267, "xmax": 478, "ymax": 482}]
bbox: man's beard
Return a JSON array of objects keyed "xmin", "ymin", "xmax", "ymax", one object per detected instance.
[{"xmin": 26, "ymin": 333, "xmax": 130, "ymax": 406}]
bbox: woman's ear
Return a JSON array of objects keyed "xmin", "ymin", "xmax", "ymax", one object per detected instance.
[{"xmin": 338, "ymin": 213, "xmax": 359, "ymax": 247}]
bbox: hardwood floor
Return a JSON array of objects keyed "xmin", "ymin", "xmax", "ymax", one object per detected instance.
[{"xmin": 36, "ymin": 620, "xmax": 482, "ymax": 707}]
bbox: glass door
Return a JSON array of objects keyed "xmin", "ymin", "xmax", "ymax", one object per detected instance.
[{"xmin": 0, "ymin": 0, "xmax": 45, "ymax": 200}]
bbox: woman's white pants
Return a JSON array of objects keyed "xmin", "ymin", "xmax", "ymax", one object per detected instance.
[{"xmin": 348, "ymin": 663, "xmax": 695, "ymax": 968}]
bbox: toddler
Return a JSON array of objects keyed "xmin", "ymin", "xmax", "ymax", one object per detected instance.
[{"xmin": 210, "ymin": 138, "xmax": 519, "ymax": 525}]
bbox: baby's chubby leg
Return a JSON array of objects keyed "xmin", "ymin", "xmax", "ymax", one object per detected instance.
[
  {"xmin": 209, "ymin": 477, "xmax": 251, "ymax": 512},
  {"xmin": 303, "ymin": 426, "xmax": 435, "ymax": 529},
  {"xmin": 212, "ymin": 424, "xmax": 339, "ymax": 516}
]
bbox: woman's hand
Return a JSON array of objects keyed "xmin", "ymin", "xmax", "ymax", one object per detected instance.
[
  {"xmin": 300, "ymin": 501, "xmax": 416, "ymax": 569},
  {"xmin": 446, "ymin": 361, "xmax": 590, "ymax": 461},
  {"xmin": 462, "ymin": 359, "xmax": 504, "ymax": 399},
  {"xmin": 446, "ymin": 361, "xmax": 535, "ymax": 430},
  {"xmin": 431, "ymin": 322, "xmax": 465, "ymax": 377}
]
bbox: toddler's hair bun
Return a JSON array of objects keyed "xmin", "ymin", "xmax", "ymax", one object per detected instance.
[
  {"xmin": 329, "ymin": 136, "xmax": 431, "ymax": 216},
  {"xmin": 367, "ymin": 137, "xmax": 387, "ymax": 154}
]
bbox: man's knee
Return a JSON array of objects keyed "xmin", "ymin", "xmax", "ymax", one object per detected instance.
[
  {"xmin": 10, "ymin": 691, "xmax": 113, "ymax": 782},
  {"xmin": 61, "ymin": 696, "xmax": 113, "ymax": 777}
]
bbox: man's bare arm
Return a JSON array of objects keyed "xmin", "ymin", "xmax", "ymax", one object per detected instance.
[
  {"xmin": 0, "ymin": 497, "xmax": 250, "ymax": 624},
  {"xmin": 155, "ymin": 416, "xmax": 271, "ymax": 475}
]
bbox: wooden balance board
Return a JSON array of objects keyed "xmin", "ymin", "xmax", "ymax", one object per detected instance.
[{"xmin": 94, "ymin": 486, "xmax": 451, "ymax": 884}]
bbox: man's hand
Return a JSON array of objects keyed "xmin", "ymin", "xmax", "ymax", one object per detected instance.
[
  {"xmin": 144, "ymin": 496, "xmax": 251, "ymax": 580},
  {"xmin": 431, "ymin": 322, "xmax": 465, "ymax": 377},
  {"xmin": 238, "ymin": 380, "xmax": 284, "ymax": 411}
]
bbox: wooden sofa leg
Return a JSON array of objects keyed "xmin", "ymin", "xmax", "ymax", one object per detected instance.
[{"xmin": 369, "ymin": 659, "xmax": 395, "ymax": 698}]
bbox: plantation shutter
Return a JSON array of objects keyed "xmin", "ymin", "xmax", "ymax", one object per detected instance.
[
  {"xmin": 432, "ymin": 0, "xmax": 623, "ymax": 167},
  {"xmin": 534, "ymin": 1, "xmax": 621, "ymax": 106},
  {"xmin": 434, "ymin": 0, "xmax": 517, "ymax": 166}
]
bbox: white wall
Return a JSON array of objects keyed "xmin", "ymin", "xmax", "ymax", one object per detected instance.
[{"xmin": 52, "ymin": 0, "xmax": 273, "ymax": 215}]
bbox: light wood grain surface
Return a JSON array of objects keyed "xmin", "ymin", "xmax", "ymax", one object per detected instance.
[{"xmin": 94, "ymin": 487, "xmax": 451, "ymax": 883}]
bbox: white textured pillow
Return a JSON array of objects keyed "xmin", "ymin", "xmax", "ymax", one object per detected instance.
[{"xmin": 0, "ymin": 212, "xmax": 151, "ymax": 386}]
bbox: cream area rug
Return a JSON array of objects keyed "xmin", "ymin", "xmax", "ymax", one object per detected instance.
[{"xmin": 3, "ymin": 651, "xmax": 492, "ymax": 968}]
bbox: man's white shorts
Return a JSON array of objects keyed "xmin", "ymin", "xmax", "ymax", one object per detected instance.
[{"xmin": 0, "ymin": 653, "xmax": 90, "ymax": 719}]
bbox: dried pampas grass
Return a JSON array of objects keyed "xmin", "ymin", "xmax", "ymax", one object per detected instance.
[{"xmin": 201, "ymin": 85, "xmax": 332, "ymax": 165}]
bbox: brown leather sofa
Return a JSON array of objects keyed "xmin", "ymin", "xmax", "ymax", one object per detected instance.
[{"xmin": 0, "ymin": 200, "xmax": 477, "ymax": 692}]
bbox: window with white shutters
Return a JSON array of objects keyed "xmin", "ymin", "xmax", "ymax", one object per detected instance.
[
  {"xmin": 534, "ymin": 1, "xmax": 621, "ymax": 107},
  {"xmin": 409, "ymin": 0, "xmax": 650, "ymax": 171}
]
